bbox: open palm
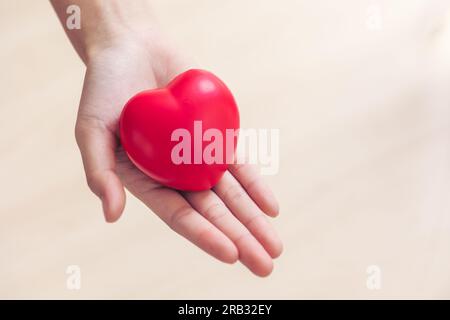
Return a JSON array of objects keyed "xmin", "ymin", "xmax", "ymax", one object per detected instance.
[{"xmin": 75, "ymin": 39, "xmax": 282, "ymax": 276}]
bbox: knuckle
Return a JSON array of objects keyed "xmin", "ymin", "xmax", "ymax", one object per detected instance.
[
  {"xmin": 245, "ymin": 214, "xmax": 265, "ymax": 228},
  {"xmin": 203, "ymin": 202, "xmax": 227, "ymax": 223},
  {"xmin": 225, "ymin": 185, "xmax": 246, "ymax": 203},
  {"xmin": 233, "ymin": 231, "xmax": 252, "ymax": 244},
  {"xmin": 196, "ymin": 227, "xmax": 216, "ymax": 245},
  {"xmin": 169, "ymin": 205, "xmax": 194, "ymax": 230}
]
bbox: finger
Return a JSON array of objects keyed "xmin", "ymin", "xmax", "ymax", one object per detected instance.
[
  {"xmin": 75, "ymin": 117, "xmax": 126, "ymax": 222},
  {"xmin": 214, "ymin": 171, "xmax": 283, "ymax": 259},
  {"xmin": 229, "ymin": 163, "xmax": 279, "ymax": 217},
  {"xmin": 184, "ymin": 190, "xmax": 273, "ymax": 277},
  {"xmin": 121, "ymin": 172, "xmax": 238, "ymax": 264}
]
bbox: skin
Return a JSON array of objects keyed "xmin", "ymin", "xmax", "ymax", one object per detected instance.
[{"xmin": 51, "ymin": 0, "xmax": 282, "ymax": 276}]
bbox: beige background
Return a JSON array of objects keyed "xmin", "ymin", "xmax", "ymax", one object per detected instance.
[{"xmin": 1, "ymin": 0, "xmax": 450, "ymax": 299}]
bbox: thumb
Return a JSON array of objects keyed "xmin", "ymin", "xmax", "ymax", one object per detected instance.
[{"xmin": 75, "ymin": 116, "xmax": 126, "ymax": 222}]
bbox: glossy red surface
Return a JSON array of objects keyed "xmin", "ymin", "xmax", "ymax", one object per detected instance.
[{"xmin": 120, "ymin": 69, "xmax": 240, "ymax": 191}]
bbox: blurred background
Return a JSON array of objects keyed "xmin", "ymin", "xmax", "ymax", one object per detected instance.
[{"xmin": 1, "ymin": 0, "xmax": 450, "ymax": 299}]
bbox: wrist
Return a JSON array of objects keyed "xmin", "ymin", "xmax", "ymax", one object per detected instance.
[
  {"xmin": 84, "ymin": 26, "xmax": 160, "ymax": 65},
  {"xmin": 56, "ymin": 0, "xmax": 159, "ymax": 65},
  {"xmin": 84, "ymin": 20, "xmax": 161, "ymax": 66}
]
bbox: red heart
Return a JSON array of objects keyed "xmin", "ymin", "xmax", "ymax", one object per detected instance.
[{"xmin": 119, "ymin": 69, "xmax": 240, "ymax": 191}]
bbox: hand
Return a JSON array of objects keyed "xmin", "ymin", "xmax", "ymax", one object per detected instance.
[{"xmin": 75, "ymin": 36, "xmax": 283, "ymax": 276}]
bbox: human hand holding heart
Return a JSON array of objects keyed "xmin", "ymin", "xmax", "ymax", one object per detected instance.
[
  {"xmin": 120, "ymin": 69, "xmax": 240, "ymax": 191},
  {"xmin": 74, "ymin": 38, "xmax": 282, "ymax": 276}
]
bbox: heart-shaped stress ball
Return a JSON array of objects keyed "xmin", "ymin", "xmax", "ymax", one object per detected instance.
[{"xmin": 120, "ymin": 69, "xmax": 240, "ymax": 191}]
